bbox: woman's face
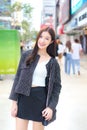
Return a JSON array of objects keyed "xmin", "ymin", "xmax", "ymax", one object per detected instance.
[{"xmin": 37, "ymin": 31, "xmax": 52, "ymax": 49}]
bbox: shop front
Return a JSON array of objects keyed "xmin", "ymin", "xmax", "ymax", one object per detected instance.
[{"xmin": 64, "ymin": 6, "xmax": 87, "ymax": 54}]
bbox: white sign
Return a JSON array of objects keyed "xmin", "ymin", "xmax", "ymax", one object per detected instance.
[{"xmin": 77, "ymin": 7, "xmax": 87, "ymax": 26}]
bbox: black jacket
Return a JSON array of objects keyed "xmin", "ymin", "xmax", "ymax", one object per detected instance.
[{"xmin": 9, "ymin": 50, "xmax": 62, "ymax": 111}]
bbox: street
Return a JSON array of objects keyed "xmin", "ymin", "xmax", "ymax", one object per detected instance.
[{"xmin": 0, "ymin": 58, "xmax": 87, "ymax": 130}]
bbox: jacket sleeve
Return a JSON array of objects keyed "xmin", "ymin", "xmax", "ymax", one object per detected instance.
[
  {"xmin": 9, "ymin": 51, "xmax": 27, "ymax": 101},
  {"xmin": 48, "ymin": 59, "xmax": 62, "ymax": 110}
]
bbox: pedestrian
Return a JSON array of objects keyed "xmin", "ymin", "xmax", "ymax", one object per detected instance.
[
  {"xmin": 9, "ymin": 27, "xmax": 62, "ymax": 130},
  {"xmin": 64, "ymin": 40, "xmax": 73, "ymax": 75},
  {"xmin": 55, "ymin": 35, "xmax": 64, "ymax": 67},
  {"xmin": 20, "ymin": 40, "xmax": 24, "ymax": 54},
  {"xmin": 72, "ymin": 38, "xmax": 83, "ymax": 75}
]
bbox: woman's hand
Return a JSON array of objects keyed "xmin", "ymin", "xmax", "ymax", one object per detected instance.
[
  {"xmin": 11, "ymin": 101, "xmax": 18, "ymax": 117},
  {"xmin": 42, "ymin": 107, "xmax": 53, "ymax": 121}
]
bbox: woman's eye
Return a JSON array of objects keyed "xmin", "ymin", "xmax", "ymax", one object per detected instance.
[
  {"xmin": 46, "ymin": 38, "xmax": 49, "ymax": 40},
  {"xmin": 39, "ymin": 35, "xmax": 50, "ymax": 41}
]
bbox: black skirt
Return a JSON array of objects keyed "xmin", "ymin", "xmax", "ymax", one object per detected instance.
[{"xmin": 17, "ymin": 87, "xmax": 47, "ymax": 122}]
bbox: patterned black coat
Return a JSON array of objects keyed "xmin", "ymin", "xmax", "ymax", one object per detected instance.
[{"xmin": 9, "ymin": 50, "xmax": 62, "ymax": 123}]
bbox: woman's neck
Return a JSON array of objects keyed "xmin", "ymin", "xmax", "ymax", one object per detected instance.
[
  {"xmin": 38, "ymin": 50, "xmax": 51, "ymax": 63},
  {"xmin": 38, "ymin": 50, "xmax": 48, "ymax": 57}
]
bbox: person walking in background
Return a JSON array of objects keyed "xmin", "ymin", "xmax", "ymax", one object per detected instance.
[
  {"xmin": 9, "ymin": 27, "xmax": 62, "ymax": 130},
  {"xmin": 64, "ymin": 40, "xmax": 73, "ymax": 75},
  {"xmin": 72, "ymin": 38, "xmax": 83, "ymax": 75},
  {"xmin": 55, "ymin": 35, "xmax": 64, "ymax": 67},
  {"xmin": 20, "ymin": 40, "xmax": 24, "ymax": 54}
]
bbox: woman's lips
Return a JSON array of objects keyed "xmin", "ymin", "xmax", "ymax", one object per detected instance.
[{"xmin": 39, "ymin": 43, "xmax": 46, "ymax": 46}]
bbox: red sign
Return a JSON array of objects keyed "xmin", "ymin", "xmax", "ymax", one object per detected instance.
[
  {"xmin": 57, "ymin": 24, "xmax": 64, "ymax": 35},
  {"xmin": 40, "ymin": 23, "xmax": 53, "ymax": 30}
]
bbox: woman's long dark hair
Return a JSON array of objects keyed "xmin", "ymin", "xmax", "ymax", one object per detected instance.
[
  {"xmin": 26, "ymin": 27, "xmax": 56, "ymax": 65},
  {"xmin": 66, "ymin": 40, "xmax": 72, "ymax": 52}
]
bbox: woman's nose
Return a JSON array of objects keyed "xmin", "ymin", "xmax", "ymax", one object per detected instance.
[{"xmin": 41, "ymin": 38, "xmax": 45, "ymax": 42}]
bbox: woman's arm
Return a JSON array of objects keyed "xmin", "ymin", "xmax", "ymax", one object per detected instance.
[
  {"xmin": 48, "ymin": 60, "xmax": 62, "ymax": 110},
  {"xmin": 9, "ymin": 51, "xmax": 27, "ymax": 101}
]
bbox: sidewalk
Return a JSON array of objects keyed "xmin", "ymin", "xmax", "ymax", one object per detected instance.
[{"xmin": 80, "ymin": 54, "xmax": 87, "ymax": 70}]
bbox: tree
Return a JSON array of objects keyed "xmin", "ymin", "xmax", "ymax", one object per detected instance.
[
  {"xmin": 10, "ymin": 2, "xmax": 23, "ymax": 29},
  {"xmin": 10, "ymin": 2, "xmax": 38, "ymax": 43},
  {"xmin": 22, "ymin": 4, "xmax": 33, "ymax": 20},
  {"xmin": 21, "ymin": 20, "xmax": 38, "ymax": 42},
  {"xmin": 11, "ymin": 2, "xmax": 22, "ymax": 12}
]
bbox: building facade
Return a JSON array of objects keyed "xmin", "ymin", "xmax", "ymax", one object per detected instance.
[
  {"xmin": 0, "ymin": 0, "xmax": 11, "ymax": 29},
  {"xmin": 41, "ymin": 0, "xmax": 56, "ymax": 30},
  {"xmin": 56, "ymin": 0, "xmax": 87, "ymax": 54},
  {"xmin": 0, "ymin": 0, "xmax": 23, "ymax": 30}
]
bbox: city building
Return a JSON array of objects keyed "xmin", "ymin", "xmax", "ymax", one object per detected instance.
[
  {"xmin": 41, "ymin": 0, "xmax": 56, "ymax": 30},
  {"xmin": 55, "ymin": 0, "xmax": 87, "ymax": 54},
  {"xmin": 0, "ymin": 0, "xmax": 22, "ymax": 30},
  {"xmin": 0, "ymin": 0, "xmax": 11, "ymax": 29}
]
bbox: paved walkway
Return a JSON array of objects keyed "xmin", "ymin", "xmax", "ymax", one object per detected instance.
[
  {"xmin": 0, "ymin": 55, "xmax": 87, "ymax": 130},
  {"xmin": 80, "ymin": 54, "xmax": 87, "ymax": 70}
]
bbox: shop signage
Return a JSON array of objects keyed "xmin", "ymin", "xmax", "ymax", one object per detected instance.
[
  {"xmin": 77, "ymin": 7, "xmax": 87, "ymax": 26},
  {"xmin": 70, "ymin": 7, "xmax": 87, "ymax": 29},
  {"xmin": 61, "ymin": 2, "xmax": 87, "ymax": 33},
  {"xmin": 71, "ymin": 18, "xmax": 78, "ymax": 28},
  {"xmin": 71, "ymin": 0, "xmax": 87, "ymax": 14}
]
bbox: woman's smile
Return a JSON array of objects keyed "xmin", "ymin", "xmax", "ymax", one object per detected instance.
[{"xmin": 39, "ymin": 42, "xmax": 46, "ymax": 47}]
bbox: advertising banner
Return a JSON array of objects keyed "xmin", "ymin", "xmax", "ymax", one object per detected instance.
[
  {"xmin": 0, "ymin": 30, "xmax": 20, "ymax": 74},
  {"xmin": 71, "ymin": 0, "xmax": 87, "ymax": 14}
]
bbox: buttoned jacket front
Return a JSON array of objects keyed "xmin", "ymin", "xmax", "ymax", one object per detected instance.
[{"xmin": 9, "ymin": 50, "xmax": 62, "ymax": 111}]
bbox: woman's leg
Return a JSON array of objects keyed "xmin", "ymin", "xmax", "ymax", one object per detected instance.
[
  {"xmin": 16, "ymin": 117, "xmax": 29, "ymax": 130},
  {"xmin": 67, "ymin": 55, "xmax": 70, "ymax": 74},
  {"xmin": 72, "ymin": 59, "xmax": 75, "ymax": 74},
  {"xmin": 66, "ymin": 54, "xmax": 71, "ymax": 74},
  {"xmin": 32, "ymin": 121, "xmax": 44, "ymax": 130},
  {"xmin": 76, "ymin": 59, "xmax": 80, "ymax": 75},
  {"xmin": 68, "ymin": 54, "xmax": 72, "ymax": 75},
  {"xmin": 64, "ymin": 56, "xmax": 67, "ymax": 73}
]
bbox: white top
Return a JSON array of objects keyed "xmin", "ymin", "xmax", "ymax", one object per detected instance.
[
  {"xmin": 32, "ymin": 61, "xmax": 48, "ymax": 87},
  {"xmin": 57, "ymin": 44, "xmax": 64, "ymax": 54},
  {"xmin": 72, "ymin": 42, "xmax": 82, "ymax": 59},
  {"xmin": 66, "ymin": 47, "xmax": 72, "ymax": 54}
]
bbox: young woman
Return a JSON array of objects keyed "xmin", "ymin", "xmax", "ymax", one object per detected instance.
[
  {"xmin": 9, "ymin": 27, "xmax": 62, "ymax": 130},
  {"xmin": 64, "ymin": 40, "xmax": 73, "ymax": 75}
]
